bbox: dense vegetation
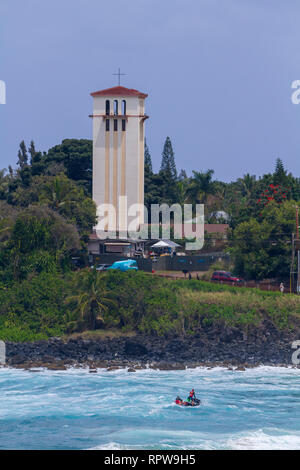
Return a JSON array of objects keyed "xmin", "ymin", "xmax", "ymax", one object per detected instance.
[
  {"xmin": 144, "ymin": 139, "xmax": 300, "ymax": 280},
  {"xmin": 0, "ymin": 140, "xmax": 96, "ymax": 283},
  {"xmin": 1, "ymin": 137, "xmax": 299, "ymax": 281},
  {"xmin": 0, "ymin": 270, "xmax": 299, "ymax": 342},
  {"xmin": 0, "ymin": 137, "xmax": 299, "ymax": 342}
]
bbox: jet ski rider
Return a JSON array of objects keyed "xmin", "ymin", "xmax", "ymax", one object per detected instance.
[{"xmin": 187, "ymin": 389, "xmax": 196, "ymax": 403}]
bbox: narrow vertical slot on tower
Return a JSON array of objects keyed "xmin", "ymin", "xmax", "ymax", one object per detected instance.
[{"xmin": 114, "ymin": 100, "xmax": 118, "ymax": 115}]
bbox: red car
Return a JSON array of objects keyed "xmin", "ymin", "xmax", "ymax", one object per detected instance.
[{"xmin": 211, "ymin": 271, "xmax": 242, "ymax": 284}]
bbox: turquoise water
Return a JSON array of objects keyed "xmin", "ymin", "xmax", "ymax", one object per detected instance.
[{"xmin": 0, "ymin": 366, "xmax": 300, "ymax": 450}]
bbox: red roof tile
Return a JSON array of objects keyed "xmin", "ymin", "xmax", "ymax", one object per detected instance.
[
  {"xmin": 91, "ymin": 86, "xmax": 148, "ymax": 99},
  {"xmin": 204, "ymin": 224, "xmax": 229, "ymax": 234}
]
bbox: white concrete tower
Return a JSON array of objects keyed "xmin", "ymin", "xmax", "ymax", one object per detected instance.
[{"xmin": 90, "ymin": 86, "xmax": 148, "ymax": 235}]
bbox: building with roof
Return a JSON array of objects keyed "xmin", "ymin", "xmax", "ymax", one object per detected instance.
[
  {"xmin": 88, "ymin": 83, "xmax": 229, "ymax": 262},
  {"xmin": 90, "ymin": 85, "xmax": 148, "ymax": 235}
]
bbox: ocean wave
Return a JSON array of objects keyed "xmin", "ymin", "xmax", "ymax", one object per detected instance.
[
  {"xmin": 0, "ymin": 367, "xmax": 300, "ymax": 449},
  {"xmin": 226, "ymin": 429, "xmax": 300, "ymax": 450}
]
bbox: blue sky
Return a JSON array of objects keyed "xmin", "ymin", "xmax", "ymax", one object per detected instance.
[{"xmin": 1, "ymin": 0, "xmax": 300, "ymax": 181}]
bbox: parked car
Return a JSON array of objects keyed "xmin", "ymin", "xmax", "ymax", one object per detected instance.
[
  {"xmin": 91, "ymin": 264, "xmax": 111, "ymax": 271},
  {"xmin": 211, "ymin": 271, "xmax": 242, "ymax": 283},
  {"xmin": 106, "ymin": 260, "xmax": 138, "ymax": 272}
]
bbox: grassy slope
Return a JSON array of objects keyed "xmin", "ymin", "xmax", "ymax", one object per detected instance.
[{"xmin": 0, "ymin": 271, "xmax": 300, "ymax": 342}]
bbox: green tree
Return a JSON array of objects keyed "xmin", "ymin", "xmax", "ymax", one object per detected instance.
[
  {"xmin": 0, "ymin": 169, "xmax": 10, "ymax": 200},
  {"xmin": 45, "ymin": 139, "xmax": 92, "ymax": 194},
  {"xmin": 144, "ymin": 138, "xmax": 153, "ymax": 173},
  {"xmin": 12, "ymin": 174, "xmax": 97, "ymax": 239},
  {"xmin": 273, "ymin": 158, "xmax": 288, "ymax": 186},
  {"xmin": 178, "ymin": 169, "xmax": 188, "ymax": 181},
  {"xmin": 159, "ymin": 137, "xmax": 178, "ymax": 203},
  {"xmin": 28, "ymin": 140, "xmax": 44, "ymax": 176},
  {"xmin": 238, "ymin": 174, "xmax": 257, "ymax": 198},
  {"xmin": 17, "ymin": 141, "xmax": 28, "ymax": 170},
  {"xmin": 66, "ymin": 269, "xmax": 116, "ymax": 331},
  {"xmin": 160, "ymin": 136, "xmax": 177, "ymax": 180},
  {"xmin": 230, "ymin": 200, "xmax": 297, "ymax": 280},
  {"xmin": 186, "ymin": 169, "xmax": 215, "ymax": 204},
  {"xmin": 2, "ymin": 206, "xmax": 80, "ymax": 281},
  {"xmin": 16, "ymin": 141, "xmax": 31, "ymax": 187}
]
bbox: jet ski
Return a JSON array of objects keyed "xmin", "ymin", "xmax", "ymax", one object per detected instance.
[{"xmin": 175, "ymin": 396, "xmax": 201, "ymax": 407}]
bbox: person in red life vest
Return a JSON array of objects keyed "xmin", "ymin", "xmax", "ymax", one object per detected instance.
[
  {"xmin": 175, "ymin": 396, "xmax": 183, "ymax": 405},
  {"xmin": 187, "ymin": 389, "xmax": 195, "ymax": 403}
]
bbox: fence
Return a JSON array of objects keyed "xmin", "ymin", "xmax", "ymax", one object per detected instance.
[
  {"xmin": 90, "ymin": 252, "xmax": 229, "ymax": 273},
  {"xmin": 91, "ymin": 254, "xmax": 153, "ymax": 272},
  {"xmin": 89, "ymin": 254, "xmax": 295, "ymax": 293},
  {"xmin": 153, "ymin": 253, "xmax": 230, "ymax": 272},
  {"xmin": 154, "ymin": 274, "xmax": 294, "ymax": 294}
]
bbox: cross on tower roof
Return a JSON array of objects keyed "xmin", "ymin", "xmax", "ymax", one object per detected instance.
[{"xmin": 113, "ymin": 68, "xmax": 126, "ymax": 86}]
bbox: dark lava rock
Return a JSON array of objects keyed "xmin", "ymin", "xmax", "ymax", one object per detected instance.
[
  {"xmin": 4, "ymin": 319, "xmax": 300, "ymax": 369},
  {"xmin": 46, "ymin": 364, "xmax": 67, "ymax": 371},
  {"xmin": 124, "ymin": 340, "xmax": 148, "ymax": 357},
  {"xmin": 9, "ymin": 354, "xmax": 27, "ymax": 365}
]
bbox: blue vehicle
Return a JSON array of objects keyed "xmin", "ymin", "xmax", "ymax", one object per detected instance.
[{"xmin": 106, "ymin": 260, "xmax": 138, "ymax": 272}]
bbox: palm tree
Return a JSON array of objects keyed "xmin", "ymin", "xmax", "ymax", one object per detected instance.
[
  {"xmin": 0, "ymin": 169, "xmax": 9, "ymax": 199},
  {"xmin": 238, "ymin": 174, "xmax": 256, "ymax": 198},
  {"xmin": 39, "ymin": 175, "xmax": 76, "ymax": 211},
  {"xmin": 176, "ymin": 180, "xmax": 189, "ymax": 206},
  {"xmin": 65, "ymin": 269, "xmax": 116, "ymax": 331},
  {"xmin": 186, "ymin": 169, "xmax": 215, "ymax": 204}
]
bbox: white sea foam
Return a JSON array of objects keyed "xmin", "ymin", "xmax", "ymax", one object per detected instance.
[
  {"xmin": 89, "ymin": 441, "xmax": 139, "ymax": 450},
  {"xmin": 226, "ymin": 429, "xmax": 300, "ymax": 450},
  {"xmin": 0, "ymin": 366, "xmax": 300, "ymax": 449},
  {"xmin": 90, "ymin": 429, "xmax": 300, "ymax": 451}
]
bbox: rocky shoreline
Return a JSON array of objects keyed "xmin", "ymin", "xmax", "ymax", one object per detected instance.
[{"xmin": 4, "ymin": 320, "xmax": 300, "ymax": 371}]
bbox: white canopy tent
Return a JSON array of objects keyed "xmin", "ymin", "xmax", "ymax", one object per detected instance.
[
  {"xmin": 150, "ymin": 240, "xmax": 182, "ymax": 253},
  {"xmin": 150, "ymin": 240, "xmax": 170, "ymax": 248}
]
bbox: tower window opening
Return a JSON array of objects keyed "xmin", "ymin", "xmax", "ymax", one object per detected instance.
[
  {"xmin": 105, "ymin": 100, "xmax": 110, "ymax": 115},
  {"xmin": 122, "ymin": 119, "xmax": 126, "ymax": 131},
  {"xmin": 114, "ymin": 100, "xmax": 118, "ymax": 115},
  {"xmin": 114, "ymin": 119, "xmax": 118, "ymax": 131},
  {"xmin": 122, "ymin": 100, "xmax": 126, "ymax": 115},
  {"xmin": 106, "ymin": 119, "xmax": 110, "ymax": 132}
]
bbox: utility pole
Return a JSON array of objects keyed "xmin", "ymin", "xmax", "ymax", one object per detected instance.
[
  {"xmin": 290, "ymin": 232, "xmax": 295, "ymax": 294},
  {"xmin": 296, "ymin": 207, "xmax": 300, "ymax": 294},
  {"xmin": 290, "ymin": 206, "xmax": 300, "ymax": 294}
]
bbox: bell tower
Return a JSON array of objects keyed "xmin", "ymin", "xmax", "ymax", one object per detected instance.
[{"xmin": 90, "ymin": 85, "xmax": 148, "ymax": 235}]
